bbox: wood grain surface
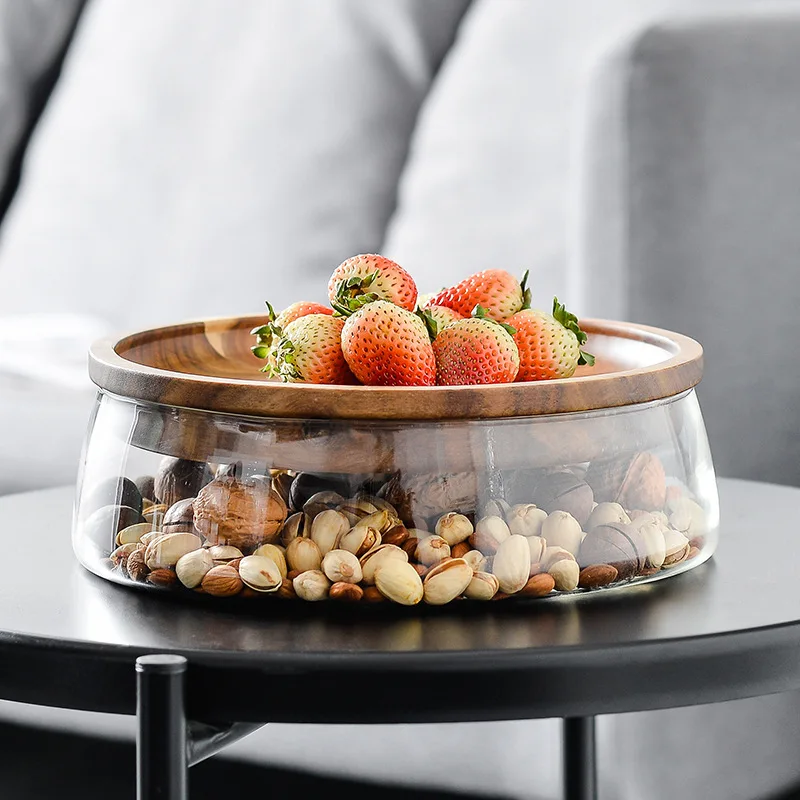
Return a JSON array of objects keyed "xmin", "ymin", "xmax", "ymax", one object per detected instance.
[{"xmin": 88, "ymin": 315, "xmax": 703, "ymax": 421}]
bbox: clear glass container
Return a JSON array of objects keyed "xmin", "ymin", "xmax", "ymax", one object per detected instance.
[{"xmin": 73, "ymin": 317, "xmax": 717, "ymax": 606}]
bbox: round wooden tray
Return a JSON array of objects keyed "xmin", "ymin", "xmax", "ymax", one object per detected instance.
[{"xmin": 88, "ymin": 315, "xmax": 703, "ymax": 421}]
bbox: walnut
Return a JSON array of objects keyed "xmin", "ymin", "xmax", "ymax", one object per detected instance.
[{"xmin": 193, "ymin": 476, "xmax": 288, "ymax": 550}]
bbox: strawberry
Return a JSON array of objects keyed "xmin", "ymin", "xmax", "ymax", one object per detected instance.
[
  {"xmin": 425, "ymin": 269, "xmax": 530, "ymax": 322},
  {"xmin": 341, "ymin": 300, "xmax": 436, "ymax": 386},
  {"xmin": 419, "ymin": 304, "xmax": 465, "ymax": 338},
  {"xmin": 329, "ymin": 254, "xmax": 418, "ymax": 313},
  {"xmin": 507, "ymin": 298, "xmax": 595, "ymax": 382},
  {"xmin": 261, "ymin": 314, "xmax": 355, "ymax": 384},
  {"xmin": 432, "ymin": 306, "xmax": 520, "ymax": 385},
  {"xmin": 251, "ymin": 300, "xmax": 332, "ymax": 352}
]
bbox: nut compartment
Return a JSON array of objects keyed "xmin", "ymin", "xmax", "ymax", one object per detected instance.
[{"xmin": 72, "ymin": 317, "xmax": 718, "ymax": 607}]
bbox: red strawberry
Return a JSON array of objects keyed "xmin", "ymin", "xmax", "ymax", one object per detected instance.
[
  {"xmin": 507, "ymin": 298, "xmax": 595, "ymax": 381},
  {"xmin": 425, "ymin": 269, "xmax": 530, "ymax": 322},
  {"xmin": 251, "ymin": 300, "xmax": 332, "ymax": 352},
  {"xmin": 341, "ymin": 300, "xmax": 436, "ymax": 386},
  {"xmin": 432, "ymin": 307, "xmax": 520, "ymax": 385},
  {"xmin": 329, "ymin": 254, "xmax": 418, "ymax": 313},
  {"xmin": 263, "ymin": 314, "xmax": 355, "ymax": 384}
]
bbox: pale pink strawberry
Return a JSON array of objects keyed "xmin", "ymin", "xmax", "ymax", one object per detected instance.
[
  {"xmin": 251, "ymin": 300, "xmax": 332, "ymax": 352},
  {"xmin": 341, "ymin": 300, "xmax": 436, "ymax": 386},
  {"xmin": 425, "ymin": 270, "xmax": 529, "ymax": 321},
  {"xmin": 328, "ymin": 254, "xmax": 417, "ymax": 313},
  {"xmin": 266, "ymin": 314, "xmax": 355, "ymax": 384},
  {"xmin": 507, "ymin": 298, "xmax": 594, "ymax": 382},
  {"xmin": 432, "ymin": 307, "xmax": 520, "ymax": 385}
]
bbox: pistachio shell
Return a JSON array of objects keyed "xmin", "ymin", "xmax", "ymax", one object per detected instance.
[
  {"xmin": 374, "ymin": 560, "xmax": 424, "ymax": 605},
  {"xmin": 252, "ymin": 543, "xmax": 287, "ymax": 579},
  {"xmin": 145, "ymin": 533, "xmax": 203, "ymax": 570},
  {"xmin": 423, "ymin": 558, "xmax": 473, "ymax": 605},
  {"xmin": 464, "ymin": 571, "xmax": 499, "ymax": 600},
  {"xmin": 175, "ymin": 548, "xmax": 214, "ymax": 588},
  {"xmin": 116, "ymin": 522, "xmax": 154, "ymax": 546},
  {"xmin": 359, "ymin": 544, "xmax": 408, "ymax": 585},
  {"xmin": 492, "ymin": 534, "xmax": 531, "ymax": 594},
  {"xmin": 239, "ymin": 555, "xmax": 283, "ymax": 593}
]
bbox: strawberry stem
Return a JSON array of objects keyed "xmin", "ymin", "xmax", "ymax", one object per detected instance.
[
  {"xmin": 519, "ymin": 270, "xmax": 531, "ymax": 310},
  {"xmin": 416, "ymin": 308, "xmax": 438, "ymax": 341},
  {"xmin": 332, "ymin": 270, "xmax": 382, "ymax": 317},
  {"xmin": 552, "ymin": 297, "xmax": 594, "ymax": 367},
  {"xmin": 472, "ymin": 304, "xmax": 517, "ymax": 335}
]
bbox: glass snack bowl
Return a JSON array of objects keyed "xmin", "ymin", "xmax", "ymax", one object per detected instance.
[{"xmin": 74, "ymin": 315, "xmax": 717, "ymax": 607}]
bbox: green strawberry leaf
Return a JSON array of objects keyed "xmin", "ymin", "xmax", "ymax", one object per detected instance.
[
  {"xmin": 551, "ymin": 297, "xmax": 595, "ymax": 367},
  {"xmin": 332, "ymin": 274, "xmax": 382, "ymax": 317},
  {"xmin": 416, "ymin": 308, "xmax": 439, "ymax": 341},
  {"xmin": 265, "ymin": 300, "xmax": 277, "ymax": 322},
  {"xmin": 519, "ymin": 269, "xmax": 531, "ymax": 310},
  {"xmin": 251, "ymin": 345, "xmax": 270, "ymax": 359},
  {"xmin": 472, "ymin": 304, "xmax": 517, "ymax": 336}
]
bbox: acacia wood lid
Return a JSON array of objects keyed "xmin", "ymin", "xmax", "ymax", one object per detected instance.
[{"xmin": 88, "ymin": 315, "xmax": 703, "ymax": 421}]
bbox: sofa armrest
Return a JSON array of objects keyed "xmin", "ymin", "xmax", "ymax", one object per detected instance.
[{"xmin": 577, "ymin": 9, "xmax": 800, "ymax": 487}]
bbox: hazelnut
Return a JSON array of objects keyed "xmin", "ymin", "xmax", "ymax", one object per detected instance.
[
  {"xmin": 451, "ymin": 541, "xmax": 470, "ymax": 559},
  {"xmin": 194, "ymin": 476, "xmax": 288, "ymax": 550},
  {"xmin": 329, "ymin": 582, "xmax": 364, "ymax": 602},
  {"xmin": 201, "ymin": 565, "xmax": 243, "ymax": 597},
  {"xmin": 154, "ymin": 458, "xmax": 212, "ymax": 509}
]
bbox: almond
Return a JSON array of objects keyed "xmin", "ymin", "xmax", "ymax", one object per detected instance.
[
  {"xmin": 578, "ymin": 563, "xmax": 618, "ymax": 589},
  {"xmin": 520, "ymin": 573, "xmax": 556, "ymax": 597}
]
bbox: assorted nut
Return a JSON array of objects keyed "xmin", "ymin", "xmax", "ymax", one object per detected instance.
[{"xmin": 87, "ymin": 453, "xmax": 712, "ymax": 606}]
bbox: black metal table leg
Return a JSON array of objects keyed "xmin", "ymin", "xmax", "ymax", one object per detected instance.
[
  {"xmin": 563, "ymin": 716, "xmax": 597, "ymax": 800},
  {"xmin": 136, "ymin": 654, "xmax": 188, "ymax": 800}
]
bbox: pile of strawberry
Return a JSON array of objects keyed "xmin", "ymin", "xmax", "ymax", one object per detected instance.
[{"xmin": 251, "ymin": 254, "xmax": 594, "ymax": 386}]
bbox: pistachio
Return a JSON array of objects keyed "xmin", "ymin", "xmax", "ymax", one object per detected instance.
[
  {"xmin": 110, "ymin": 542, "xmax": 140, "ymax": 565},
  {"xmin": 541, "ymin": 546, "xmax": 577, "ymax": 572},
  {"xmin": 206, "ymin": 544, "xmax": 244, "ymax": 564},
  {"xmin": 310, "ymin": 510, "xmax": 350, "ymax": 555},
  {"xmin": 492, "ymin": 534, "xmax": 531, "ymax": 594},
  {"xmin": 279, "ymin": 512, "xmax": 309, "ymax": 547},
  {"xmin": 116, "ymin": 521, "xmax": 156, "ymax": 546},
  {"xmin": 359, "ymin": 544, "xmax": 408, "ymax": 585},
  {"xmin": 527, "ymin": 535, "xmax": 546, "ymax": 566},
  {"xmin": 145, "ymin": 533, "xmax": 203, "ymax": 570},
  {"xmin": 464, "ymin": 571, "xmax": 499, "ymax": 601},
  {"xmin": 338, "ymin": 524, "xmax": 381, "ymax": 557},
  {"xmin": 382, "ymin": 524, "xmax": 410, "ymax": 547},
  {"xmin": 423, "ymin": 558, "xmax": 473, "ymax": 605},
  {"xmin": 252, "ymin": 543, "xmax": 288, "ymax": 578},
  {"xmin": 462, "ymin": 549, "xmax": 487, "ymax": 573},
  {"xmin": 662, "ymin": 529, "xmax": 690, "ymax": 567},
  {"xmin": 415, "ymin": 534, "xmax": 451, "ymax": 566},
  {"xmin": 374, "ymin": 560, "xmax": 424, "ymax": 605},
  {"xmin": 540, "ymin": 511, "xmax": 582, "ymax": 556},
  {"xmin": 358, "ymin": 495, "xmax": 397, "ymax": 515},
  {"xmin": 239, "ymin": 555, "xmax": 283, "ymax": 593},
  {"xmin": 285, "ymin": 537, "xmax": 323, "ymax": 573},
  {"xmin": 140, "ymin": 530, "xmax": 168, "ymax": 548},
  {"xmin": 508, "ymin": 504, "xmax": 547, "ymax": 537},
  {"xmin": 201, "ymin": 565, "xmax": 243, "ymax": 597},
  {"xmin": 292, "ymin": 569, "xmax": 331, "ymax": 601},
  {"xmin": 586, "ymin": 502, "xmax": 631, "ymax": 531},
  {"xmin": 143, "ymin": 503, "xmax": 168, "ymax": 527},
  {"xmin": 175, "ymin": 548, "xmax": 215, "ymax": 588},
  {"xmin": 548, "ymin": 559, "xmax": 580, "ymax": 592},
  {"xmin": 638, "ymin": 521, "xmax": 666, "ymax": 569},
  {"xmin": 329, "ymin": 582, "xmax": 364, "ymax": 602},
  {"xmin": 435, "ymin": 513, "xmax": 474, "ymax": 546},
  {"xmin": 303, "ymin": 490, "xmax": 346, "ymax": 520},
  {"xmin": 667, "ymin": 497, "xmax": 707, "ymax": 538},
  {"xmin": 470, "ymin": 516, "xmax": 511, "ymax": 555},
  {"xmin": 321, "ymin": 549, "xmax": 363, "ymax": 584}
]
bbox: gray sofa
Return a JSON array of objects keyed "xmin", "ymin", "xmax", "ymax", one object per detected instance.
[{"xmin": 1, "ymin": 2, "xmax": 800, "ymax": 799}]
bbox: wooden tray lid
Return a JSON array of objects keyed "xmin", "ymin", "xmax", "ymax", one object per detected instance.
[{"xmin": 88, "ymin": 315, "xmax": 703, "ymax": 421}]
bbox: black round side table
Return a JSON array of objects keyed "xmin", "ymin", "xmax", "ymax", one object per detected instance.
[{"xmin": 2, "ymin": 479, "xmax": 800, "ymax": 800}]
